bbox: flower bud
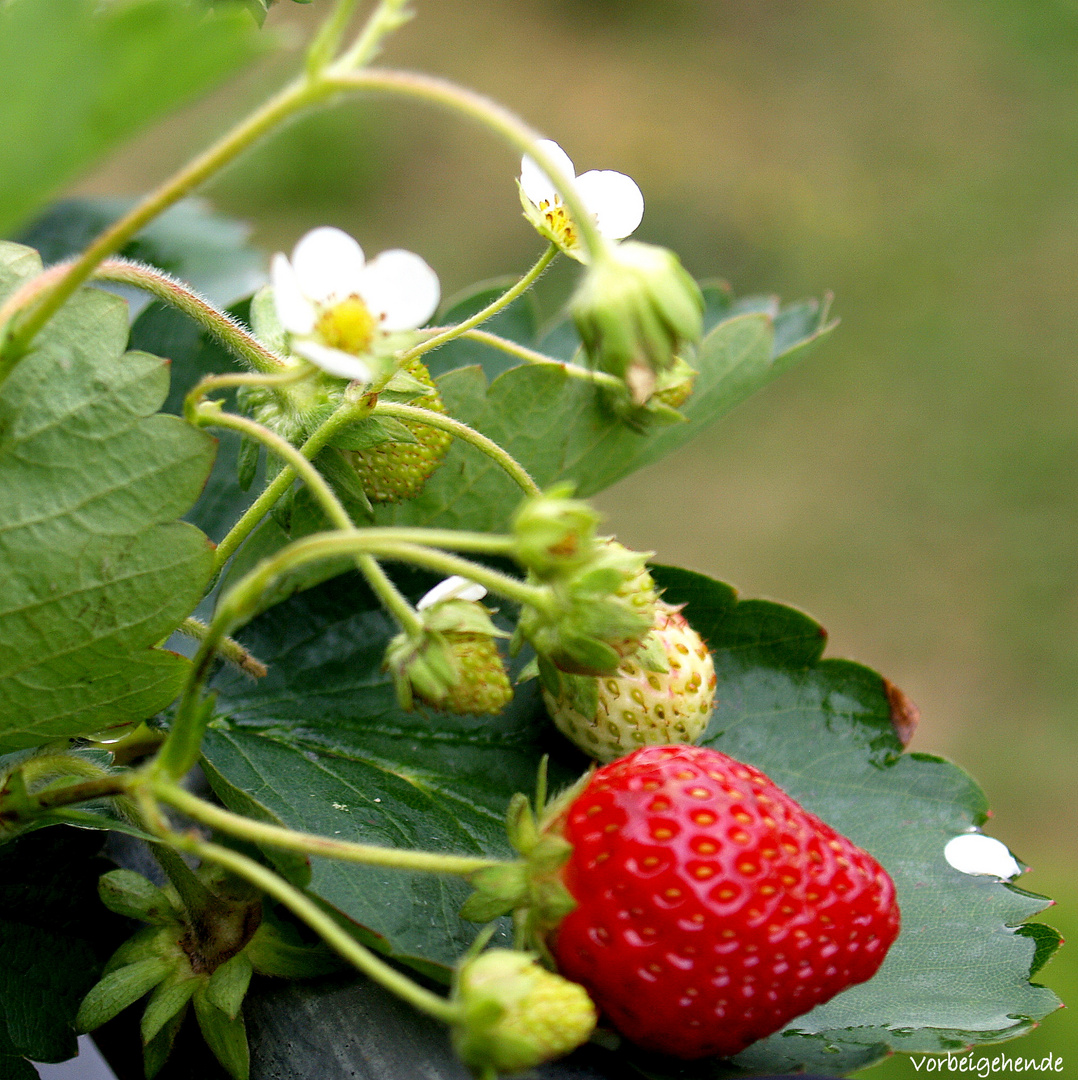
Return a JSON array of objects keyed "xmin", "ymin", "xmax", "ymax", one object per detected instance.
[
  {"xmin": 515, "ymin": 539, "xmax": 657, "ymax": 676},
  {"xmin": 572, "ymin": 240, "xmax": 704, "ymax": 403},
  {"xmin": 511, "ymin": 485, "xmax": 602, "ymax": 580},
  {"xmin": 452, "ymin": 949, "xmax": 597, "ymax": 1075}
]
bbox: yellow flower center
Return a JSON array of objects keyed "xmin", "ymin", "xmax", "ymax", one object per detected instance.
[
  {"xmin": 538, "ymin": 199, "xmax": 579, "ymax": 252},
  {"xmin": 316, "ymin": 296, "xmax": 377, "ymax": 355}
]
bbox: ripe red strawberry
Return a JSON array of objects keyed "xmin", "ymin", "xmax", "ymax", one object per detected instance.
[{"xmin": 542, "ymin": 745, "xmax": 900, "ymax": 1059}]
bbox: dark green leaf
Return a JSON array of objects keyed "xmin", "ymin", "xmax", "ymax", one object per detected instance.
[
  {"xmin": 0, "ymin": 828, "xmax": 125, "ymax": 1066},
  {"xmin": 201, "ymin": 564, "xmax": 1058, "ymax": 1073},
  {"xmin": 0, "ymin": 0, "xmax": 262, "ymax": 239},
  {"xmin": 377, "ymin": 307, "xmax": 833, "ymax": 534},
  {"xmin": 0, "ymin": 243, "xmax": 217, "ymax": 750}
]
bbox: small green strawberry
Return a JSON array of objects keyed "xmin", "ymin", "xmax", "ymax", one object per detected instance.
[
  {"xmin": 386, "ymin": 577, "xmax": 513, "ymax": 715},
  {"xmin": 542, "ymin": 601, "xmax": 716, "ymax": 761},
  {"xmin": 441, "ymin": 633, "xmax": 513, "ymax": 715},
  {"xmin": 451, "ymin": 948, "xmax": 597, "ymax": 1076},
  {"xmin": 349, "ymin": 357, "xmax": 452, "ymax": 502}
]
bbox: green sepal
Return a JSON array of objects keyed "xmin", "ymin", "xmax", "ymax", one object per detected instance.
[
  {"xmin": 313, "ymin": 446, "xmax": 374, "ymax": 519},
  {"xmin": 140, "ymin": 972, "xmax": 201, "ymax": 1045},
  {"xmin": 205, "ymin": 951, "xmax": 253, "ymax": 1020},
  {"xmin": 236, "ymin": 434, "xmax": 261, "ymax": 492},
  {"xmin": 98, "ymin": 869, "xmax": 180, "ymax": 925},
  {"xmin": 193, "ymin": 984, "xmax": 250, "ymax": 1080},
  {"xmin": 635, "ymin": 631, "xmax": 669, "ymax": 673},
  {"xmin": 527, "ymin": 834, "xmax": 573, "ymax": 877},
  {"xmin": 248, "ymin": 285, "xmax": 287, "ymax": 354},
  {"xmin": 328, "ymin": 415, "xmax": 418, "ymax": 451},
  {"xmin": 505, "ymin": 792, "xmax": 537, "ymax": 854},
  {"xmin": 75, "ymin": 956, "xmax": 174, "ymax": 1033},
  {"xmin": 535, "ymin": 654, "xmax": 561, "ymax": 696},
  {"xmin": 423, "ymin": 599, "xmax": 508, "ymax": 638},
  {"xmin": 143, "ymin": 1003, "xmax": 187, "ymax": 1080},
  {"xmin": 382, "ymin": 366, "xmax": 438, "ymax": 401},
  {"xmin": 244, "ymin": 921, "xmax": 342, "ymax": 979},
  {"xmin": 103, "ymin": 927, "xmax": 178, "ymax": 977},
  {"xmin": 459, "ymin": 864, "xmax": 528, "ymax": 923},
  {"xmin": 515, "ymin": 656, "xmax": 540, "ymax": 685},
  {"xmin": 557, "ymin": 672, "xmax": 600, "ymax": 721}
]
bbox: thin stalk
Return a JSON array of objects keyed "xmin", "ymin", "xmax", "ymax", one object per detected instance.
[
  {"xmin": 402, "ymin": 244, "xmax": 557, "ymax": 364},
  {"xmin": 305, "ymin": 0, "xmax": 365, "ymax": 74},
  {"xmin": 155, "ymin": 783, "xmax": 506, "ymax": 878},
  {"xmin": 156, "ymin": 529, "xmax": 531, "ymax": 778},
  {"xmin": 0, "ymin": 75, "xmax": 327, "ymax": 376},
  {"xmin": 373, "ymin": 401, "xmax": 540, "ymax": 496},
  {"xmin": 334, "ymin": 0, "xmax": 414, "ymax": 70},
  {"xmin": 193, "ymin": 405, "xmax": 352, "ymax": 530},
  {"xmin": 93, "ymin": 260, "xmax": 286, "ymax": 373},
  {"xmin": 230, "ymin": 533, "xmax": 545, "ymax": 619},
  {"xmin": 194, "ymin": 405, "xmax": 422, "ymax": 637},
  {"xmin": 212, "ymin": 396, "xmax": 371, "ymax": 572},
  {"xmin": 180, "ymin": 837, "xmax": 461, "ymax": 1024},
  {"xmin": 322, "ymin": 69, "xmax": 607, "ymax": 259},
  {"xmin": 460, "ymin": 329, "xmax": 625, "ymax": 392},
  {"xmin": 177, "ymin": 617, "xmax": 267, "ymax": 679}
]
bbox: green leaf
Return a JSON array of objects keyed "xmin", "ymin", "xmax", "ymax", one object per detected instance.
[
  {"xmin": 0, "ymin": 828, "xmax": 125, "ymax": 1067},
  {"xmin": 201, "ymin": 564, "xmax": 1058, "ymax": 1074},
  {"xmin": 0, "ymin": 0, "xmax": 262, "ymax": 239},
  {"xmin": 378, "ymin": 306, "xmax": 833, "ymax": 534},
  {"xmin": 16, "ymin": 198, "xmax": 266, "ymax": 309},
  {"xmin": 0, "ymin": 243, "xmax": 217, "ymax": 750}
]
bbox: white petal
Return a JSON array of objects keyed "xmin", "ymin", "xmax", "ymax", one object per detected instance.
[
  {"xmin": 520, "ymin": 138, "xmax": 577, "ymax": 208},
  {"xmin": 357, "ymin": 249, "xmax": 440, "ymax": 331},
  {"xmin": 944, "ymin": 834, "xmax": 1021, "ymax": 878},
  {"xmin": 292, "ymin": 339, "xmax": 372, "ymax": 383},
  {"xmin": 417, "ymin": 576, "xmax": 487, "ymax": 611},
  {"xmin": 271, "ymin": 253, "xmax": 317, "ymax": 335},
  {"xmin": 291, "ymin": 227, "xmax": 366, "ymax": 305},
  {"xmin": 576, "ymin": 169, "xmax": 644, "ymax": 239}
]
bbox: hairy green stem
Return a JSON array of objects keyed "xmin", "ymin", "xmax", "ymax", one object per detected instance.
[
  {"xmin": 94, "ymin": 259, "xmax": 286, "ymax": 373},
  {"xmin": 322, "ymin": 69, "xmax": 607, "ymax": 258},
  {"xmin": 373, "ymin": 401, "xmax": 540, "ymax": 495},
  {"xmin": 177, "ymin": 617, "xmax": 268, "ymax": 678},
  {"xmin": 211, "ymin": 396, "xmax": 372, "ymax": 573},
  {"xmin": 402, "ymin": 244, "xmax": 557, "ymax": 365},
  {"xmin": 194, "ymin": 404, "xmax": 422, "ymax": 637},
  {"xmin": 155, "ymin": 782, "xmax": 506, "ymax": 878},
  {"xmin": 194, "ymin": 404, "xmax": 352, "ymax": 530},
  {"xmin": 0, "ymin": 76, "xmax": 328, "ymax": 377},
  {"xmin": 180, "ymin": 837, "xmax": 461, "ymax": 1024},
  {"xmin": 227, "ymin": 533, "xmax": 540, "ymax": 626},
  {"xmin": 334, "ymin": 0, "xmax": 414, "ymax": 70},
  {"xmin": 460, "ymin": 329, "xmax": 625, "ymax": 391}
]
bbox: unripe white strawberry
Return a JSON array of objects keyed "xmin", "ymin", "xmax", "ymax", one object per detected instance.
[
  {"xmin": 451, "ymin": 949, "xmax": 597, "ymax": 1074},
  {"xmin": 542, "ymin": 602, "xmax": 715, "ymax": 762}
]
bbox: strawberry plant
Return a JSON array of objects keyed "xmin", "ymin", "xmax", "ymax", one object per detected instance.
[{"xmin": 0, "ymin": 2, "xmax": 1062, "ymax": 1078}]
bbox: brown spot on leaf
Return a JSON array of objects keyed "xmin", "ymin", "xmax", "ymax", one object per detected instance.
[{"xmin": 883, "ymin": 678, "xmax": 920, "ymax": 747}]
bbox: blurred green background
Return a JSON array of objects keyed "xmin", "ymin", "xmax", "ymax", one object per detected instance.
[{"xmin": 71, "ymin": 0, "xmax": 1075, "ymax": 1071}]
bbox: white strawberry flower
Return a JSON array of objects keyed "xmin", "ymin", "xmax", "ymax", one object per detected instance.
[
  {"xmin": 519, "ymin": 139, "xmax": 644, "ymax": 262},
  {"xmin": 417, "ymin": 576, "xmax": 487, "ymax": 611},
  {"xmin": 271, "ymin": 226, "xmax": 440, "ymax": 383}
]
